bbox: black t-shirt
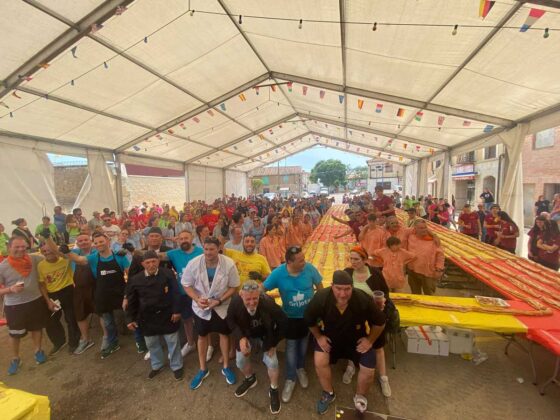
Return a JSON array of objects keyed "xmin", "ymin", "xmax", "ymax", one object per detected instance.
[
  {"xmin": 480, "ymin": 192, "xmax": 494, "ymax": 203},
  {"xmin": 247, "ymin": 310, "xmax": 267, "ymax": 338},
  {"xmin": 305, "ymin": 288, "xmax": 386, "ymax": 346},
  {"xmin": 535, "ymin": 200, "xmax": 550, "ymax": 215}
]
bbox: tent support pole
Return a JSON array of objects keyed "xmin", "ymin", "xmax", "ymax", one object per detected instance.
[{"xmin": 114, "ymin": 153, "xmax": 124, "ymax": 214}]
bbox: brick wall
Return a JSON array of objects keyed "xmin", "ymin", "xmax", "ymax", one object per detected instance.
[
  {"xmin": 53, "ymin": 166, "xmax": 88, "ymax": 211},
  {"xmin": 123, "ymin": 175, "xmax": 185, "ymax": 209}
]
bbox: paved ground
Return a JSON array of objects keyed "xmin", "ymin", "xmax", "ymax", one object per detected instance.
[{"xmin": 1, "ymin": 315, "xmax": 559, "ymax": 420}]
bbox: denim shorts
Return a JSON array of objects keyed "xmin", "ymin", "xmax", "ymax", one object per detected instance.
[{"xmin": 236, "ymin": 338, "xmax": 279, "ymax": 370}]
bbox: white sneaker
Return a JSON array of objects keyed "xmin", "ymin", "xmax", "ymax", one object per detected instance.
[
  {"xmin": 379, "ymin": 375, "xmax": 391, "ymax": 397},
  {"xmin": 206, "ymin": 345, "xmax": 214, "ymax": 362},
  {"xmin": 296, "ymin": 368, "xmax": 308, "ymax": 389},
  {"xmin": 342, "ymin": 363, "xmax": 355, "ymax": 384},
  {"xmin": 281, "ymin": 379, "xmax": 296, "ymax": 403},
  {"xmin": 181, "ymin": 343, "xmax": 196, "ymax": 357},
  {"xmin": 353, "ymin": 394, "xmax": 368, "ymax": 413},
  {"xmin": 143, "ymin": 351, "xmax": 151, "ymax": 361}
]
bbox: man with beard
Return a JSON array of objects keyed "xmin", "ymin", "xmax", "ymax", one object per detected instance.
[
  {"xmin": 159, "ymin": 230, "xmax": 203, "ymax": 357},
  {"xmin": 129, "ymin": 227, "xmax": 173, "ymax": 277},
  {"xmin": 126, "ymin": 251, "xmax": 183, "ymax": 380},
  {"xmin": 224, "ymin": 234, "xmax": 271, "ymax": 287},
  {"xmin": 65, "ymin": 232, "xmax": 130, "ymax": 359}
]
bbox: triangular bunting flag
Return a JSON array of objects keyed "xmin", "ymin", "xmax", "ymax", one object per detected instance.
[
  {"xmin": 483, "ymin": 124, "xmax": 494, "ymax": 133},
  {"xmin": 403, "ymin": 143, "xmax": 408, "ymax": 149},
  {"xmin": 415, "ymin": 111, "xmax": 423, "ymax": 122},
  {"xmin": 156, "ymin": 134, "xmax": 163, "ymax": 140},
  {"xmin": 70, "ymin": 46, "xmax": 78, "ymax": 58},
  {"xmin": 133, "ymin": 146, "xmax": 141, "ymax": 151},
  {"xmin": 254, "ymin": 87, "xmax": 259, "ymax": 95},
  {"xmin": 219, "ymin": 103, "xmax": 226, "ymax": 111},
  {"xmin": 39, "ymin": 63, "xmax": 50, "ymax": 69},
  {"xmin": 319, "ymin": 90, "xmax": 325, "ymax": 99},
  {"xmin": 520, "ymin": 8, "xmax": 545, "ymax": 32},
  {"xmin": 302, "ymin": 86, "xmax": 308, "ymax": 96},
  {"xmin": 207, "ymin": 110, "xmax": 215, "ymax": 116},
  {"xmin": 239, "ymin": 94, "xmax": 246, "ymax": 101},
  {"xmin": 397, "ymin": 108, "xmax": 405, "ymax": 117},
  {"xmin": 270, "ymin": 85, "xmax": 276, "ymax": 92},
  {"xmin": 463, "ymin": 120, "xmax": 471, "ymax": 127},
  {"xmin": 179, "ymin": 123, "xmax": 186, "ymax": 129},
  {"xmin": 193, "ymin": 117, "xmax": 200, "ymax": 123},
  {"xmin": 375, "ymin": 103, "xmax": 383, "ymax": 113},
  {"xmin": 167, "ymin": 129, "xmax": 174, "ymax": 134},
  {"xmin": 358, "ymin": 99, "xmax": 364, "ymax": 110},
  {"xmin": 287, "ymin": 82, "xmax": 293, "ymax": 92},
  {"xmin": 479, "ymin": 0, "xmax": 495, "ymax": 19},
  {"xmin": 437, "ymin": 116, "xmax": 445, "ymax": 126}
]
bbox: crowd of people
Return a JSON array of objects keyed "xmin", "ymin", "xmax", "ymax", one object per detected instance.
[{"xmin": 1, "ymin": 187, "xmax": 558, "ymax": 416}]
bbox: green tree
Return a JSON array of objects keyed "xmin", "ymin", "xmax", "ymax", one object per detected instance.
[
  {"xmin": 354, "ymin": 165, "xmax": 369, "ymax": 181},
  {"xmin": 251, "ymin": 178, "xmax": 264, "ymax": 193},
  {"xmin": 310, "ymin": 159, "xmax": 347, "ymax": 188}
]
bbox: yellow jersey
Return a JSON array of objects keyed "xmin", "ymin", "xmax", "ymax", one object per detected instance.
[
  {"xmin": 224, "ymin": 249, "xmax": 271, "ymax": 285},
  {"xmin": 37, "ymin": 257, "xmax": 74, "ymax": 293}
]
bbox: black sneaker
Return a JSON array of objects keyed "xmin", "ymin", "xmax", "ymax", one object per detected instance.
[
  {"xmin": 136, "ymin": 341, "xmax": 148, "ymax": 354},
  {"xmin": 234, "ymin": 374, "xmax": 258, "ymax": 397},
  {"xmin": 269, "ymin": 387, "xmax": 281, "ymax": 415},
  {"xmin": 100, "ymin": 341, "xmax": 120, "ymax": 359},
  {"xmin": 173, "ymin": 368, "xmax": 184, "ymax": 381},
  {"xmin": 148, "ymin": 366, "xmax": 165, "ymax": 380},
  {"xmin": 49, "ymin": 342, "xmax": 67, "ymax": 356}
]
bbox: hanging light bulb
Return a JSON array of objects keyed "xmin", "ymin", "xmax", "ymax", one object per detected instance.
[
  {"xmin": 372, "ymin": 22, "xmax": 377, "ymax": 31},
  {"xmin": 238, "ymin": 15, "xmax": 242, "ymax": 24},
  {"xmin": 452, "ymin": 24, "xmax": 458, "ymax": 36},
  {"xmin": 544, "ymin": 28, "xmax": 550, "ymax": 39},
  {"xmin": 298, "ymin": 19, "xmax": 303, "ymax": 29}
]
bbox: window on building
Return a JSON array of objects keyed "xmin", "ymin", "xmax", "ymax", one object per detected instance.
[
  {"xmin": 534, "ymin": 128, "xmax": 555, "ymax": 149},
  {"xmin": 457, "ymin": 151, "xmax": 475, "ymax": 163},
  {"xmin": 484, "ymin": 145, "xmax": 497, "ymax": 160},
  {"xmin": 376, "ymin": 181, "xmax": 392, "ymax": 190},
  {"xmin": 435, "ymin": 160, "xmax": 442, "ymax": 168},
  {"xmin": 384, "ymin": 163, "xmax": 393, "ymax": 172}
]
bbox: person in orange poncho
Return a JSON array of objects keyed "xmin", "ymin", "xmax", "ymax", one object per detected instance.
[{"xmin": 259, "ymin": 224, "xmax": 286, "ymax": 270}]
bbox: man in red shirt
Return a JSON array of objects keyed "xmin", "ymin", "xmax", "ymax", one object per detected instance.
[
  {"xmin": 458, "ymin": 204, "xmax": 481, "ymax": 239},
  {"xmin": 372, "ymin": 186, "xmax": 395, "ymax": 218},
  {"xmin": 201, "ymin": 208, "xmax": 219, "ymax": 233}
]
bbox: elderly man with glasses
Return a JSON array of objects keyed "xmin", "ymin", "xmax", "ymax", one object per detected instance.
[
  {"xmin": 227, "ymin": 280, "xmax": 288, "ymax": 415},
  {"xmin": 262, "ymin": 246, "xmax": 323, "ymax": 404}
]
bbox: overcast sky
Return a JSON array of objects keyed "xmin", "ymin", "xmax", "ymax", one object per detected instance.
[{"xmin": 265, "ymin": 145, "xmax": 368, "ymax": 172}]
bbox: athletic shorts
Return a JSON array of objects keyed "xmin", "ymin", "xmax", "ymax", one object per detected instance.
[
  {"xmin": 313, "ymin": 337, "xmax": 377, "ymax": 369},
  {"xmin": 5, "ymin": 297, "xmax": 50, "ymax": 338},
  {"xmin": 179, "ymin": 294, "xmax": 193, "ymax": 320},
  {"xmin": 194, "ymin": 310, "xmax": 230, "ymax": 336}
]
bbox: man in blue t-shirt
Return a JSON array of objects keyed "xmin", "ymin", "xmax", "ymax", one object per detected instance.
[
  {"xmin": 66, "ymin": 232, "xmax": 130, "ymax": 359},
  {"xmin": 263, "ymin": 246, "xmax": 323, "ymax": 404},
  {"xmin": 160, "ymin": 230, "xmax": 203, "ymax": 356}
]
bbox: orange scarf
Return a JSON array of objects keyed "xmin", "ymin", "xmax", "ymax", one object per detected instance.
[{"xmin": 7, "ymin": 255, "xmax": 32, "ymax": 277}]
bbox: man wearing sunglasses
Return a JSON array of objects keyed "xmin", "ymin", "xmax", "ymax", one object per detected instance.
[
  {"xmin": 226, "ymin": 280, "xmax": 287, "ymax": 414},
  {"xmin": 262, "ymin": 246, "xmax": 323, "ymax": 404}
]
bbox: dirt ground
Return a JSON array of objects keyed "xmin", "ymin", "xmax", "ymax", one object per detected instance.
[{"xmin": 1, "ymin": 315, "xmax": 559, "ymax": 420}]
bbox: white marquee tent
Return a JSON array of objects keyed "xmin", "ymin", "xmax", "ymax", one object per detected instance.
[{"xmin": 2, "ymin": 0, "xmax": 560, "ymax": 242}]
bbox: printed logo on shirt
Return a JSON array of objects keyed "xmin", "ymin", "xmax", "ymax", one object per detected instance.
[
  {"xmin": 100, "ymin": 270, "xmax": 117, "ymax": 276},
  {"xmin": 289, "ymin": 291, "xmax": 310, "ymax": 308}
]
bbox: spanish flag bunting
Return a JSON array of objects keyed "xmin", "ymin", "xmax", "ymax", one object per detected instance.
[
  {"xmin": 339, "ymin": 95, "xmax": 344, "ymax": 104},
  {"xmin": 167, "ymin": 129, "xmax": 174, "ymax": 134},
  {"xmin": 397, "ymin": 108, "xmax": 405, "ymax": 117},
  {"xmin": 179, "ymin": 122, "xmax": 186, "ymax": 129},
  {"xmin": 302, "ymin": 86, "xmax": 308, "ymax": 96},
  {"xmin": 192, "ymin": 117, "xmax": 200, "ymax": 123},
  {"xmin": 463, "ymin": 120, "xmax": 471, "ymax": 127},
  {"xmin": 479, "ymin": 0, "xmax": 495, "ymax": 19},
  {"xmin": 483, "ymin": 124, "xmax": 494, "ymax": 133},
  {"xmin": 358, "ymin": 99, "xmax": 364, "ymax": 110},
  {"xmin": 39, "ymin": 63, "xmax": 50, "ymax": 69},
  {"xmin": 520, "ymin": 8, "xmax": 545, "ymax": 32},
  {"xmin": 415, "ymin": 111, "xmax": 423, "ymax": 122},
  {"xmin": 220, "ymin": 103, "xmax": 226, "ymax": 111},
  {"xmin": 207, "ymin": 110, "xmax": 214, "ymax": 117},
  {"xmin": 12, "ymin": 91, "xmax": 22, "ymax": 99},
  {"xmin": 319, "ymin": 90, "xmax": 325, "ymax": 99},
  {"xmin": 239, "ymin": 93, "xmax": 246, "ymax": 101},
  {"xmin": 287, "ymin": 82, "xmax": 293, "ymax": 92},
  {"xmin": 375, "ymin": 103, "xmax": 383, "ymax": 113},
  {"xmin": 437, "ymin": 115, "xmax": 445, "ymax": 126}
]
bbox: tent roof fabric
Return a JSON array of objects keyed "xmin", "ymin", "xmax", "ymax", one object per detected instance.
[{"xmin": 2, "ymin": 0, "xmax": 560, "ymax": 171}]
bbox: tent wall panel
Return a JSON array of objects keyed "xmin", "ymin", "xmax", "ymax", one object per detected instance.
[
  {"xmin": 186, "ymin": 165, "xmax": 224, "ymax": 202},
  {"xmin": 225, "ymin": 170, "xmax": 248, "ymax": 198}
]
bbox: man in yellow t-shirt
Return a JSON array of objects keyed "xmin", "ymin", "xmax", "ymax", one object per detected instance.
[
  {"xmin": 224, "ymin": 234, "xmax": 271, "ymax": 286},
  {"xmin": 38, "ymin": 243, "xmax": 80, "ymax": 354}
]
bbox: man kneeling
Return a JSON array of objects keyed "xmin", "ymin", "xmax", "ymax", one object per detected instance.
[
  {"xmin": 304, "ymin": 271, "xmax": 386, "ymax": 415},
  {"xmin": 125, "ymin": 251, "xmax": 183, "ymax": 380},
  {"xmin": 227, "ymin": 280, "xmax": 287, "ymax": 415}
]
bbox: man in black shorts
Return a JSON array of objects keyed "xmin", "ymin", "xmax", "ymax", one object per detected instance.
[
  {"xmin": 182, "ymin": 237, "xmax": 240, "ymax": 390},
  {"xmin": 305, "ymin": 270, "xmax": 386, "ymax": 415},
  {"xmin": 0, "ymin": 237, "xmax": 56, "ymax": 375}
]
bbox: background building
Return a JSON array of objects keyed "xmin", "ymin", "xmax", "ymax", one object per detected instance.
[
  {"xmin": 248, "ymin": 166, "xmax": 305, "ymax": 196},
  {"xmin": 522, "ymin": 127, "xmax": 560, "ymax": 226},
  {"xmin": 367, "ymin": 160, "xmax": 404, "ymax": 193}
]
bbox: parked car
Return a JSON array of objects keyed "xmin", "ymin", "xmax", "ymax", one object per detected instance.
[
  {"xmin": 263, "ymin": 192, "xmax": 277, "ymax": 200},
  {"xmin": 319, "ymin": 188, "xmax": 329, "ymax": 196}
]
